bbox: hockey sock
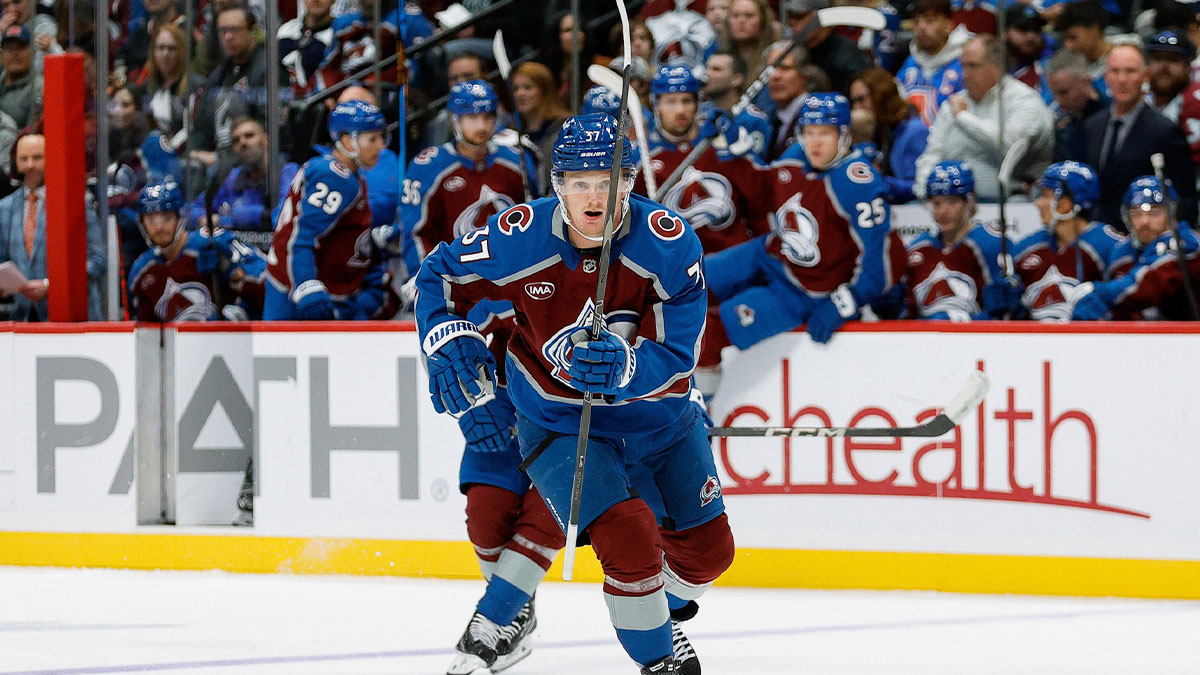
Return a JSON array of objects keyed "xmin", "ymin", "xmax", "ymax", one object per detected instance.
[
  {"xmin": 667, "ymin": 593, "xmax": 690, "ymax": 612},
  {"xmin": 475, "ymin": 575, "xmax": 530, "ymax": 626},
  {"xmin": 614, "ymin": 616, "xmax": 673, "ymax": 667}
]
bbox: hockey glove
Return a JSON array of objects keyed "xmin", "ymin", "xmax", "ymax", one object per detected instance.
[
  {"xmin": 981, "ymin": 277, "xmax": 1022, "ymax": 318},
  {"xmin": 806, "ymin": 285, "xmax": 857, "ymax": 344},
  {"xmin": 567, "ymin": 327, "xmax": 636, "ymax": 398},
  {"xmin": 292, "ymin": 279, "xmax": 336, "ymax": 320},
  {"xmin": 457, "ymin": 391, "xmax": 516, "ymax": 453},
  {"xmin": 1070, "ymin": 282, "xmax": 1111, "ymax": 321},
  {"xmin": 194, "ymin": 234, "xmax": 220, "ymax": 276},
  {"xmin": 424, "ymin": 320, "xmax": 497, "ymax": 415},
  {"xmin": 371, "ymin": 224, "xmax": 403, "ymax": 253},
  {"xmin": 697, "ymin": 109, "xmax": 732, "ymax": 143},
  {"xmin": 342, "ymin": 288, "xmax": 385, "ymax": 320}
]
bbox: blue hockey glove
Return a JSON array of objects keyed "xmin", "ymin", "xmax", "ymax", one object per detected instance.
[
  {"xmin": 194, "ymin": 234, "xmax": 220, "ymax": 276},
  {"xmin": 697, "ymin": 109, "xmax": 733, "ymax": 144},
  {"xmin": 567, "ymin": 327, "xmax": 636, "ymax": 398},
  {"xmin": 981, "ymin": 277, "xmax": 1022, "ymax": 318},
  {"xmin": 424, "ymin": 320, "xmax": 497, "ymax": 415},
  {"xmin": 1070, "ymin": 282, "xmax": 1110, "ymax": 321},
  {"xmin": 341, "ymin": 289, "xmax": 385, "ymax": 320},
  {"xmin": 806, "ymin": 285, "xmax": 857, "ymax": 344},
  {"xmin": 457, "ymin": 392, "xmax": 516, "ymax": 453},
  {"xmin": 292, "ymin": 279, "xmax": 336, "ymax": 320}
]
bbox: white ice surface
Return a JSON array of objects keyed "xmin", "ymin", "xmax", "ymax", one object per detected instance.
[{"xmin": 0, "ymin": 566, "xmax": 1198, "ymax": 674}]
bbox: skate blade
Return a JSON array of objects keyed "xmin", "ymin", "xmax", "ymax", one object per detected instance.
[
  {"xmin": 445, "ymin": 653, "xmax": 492, "ymax": 675},
  {"xmin": 490, "ymin": 639, "xmax": 532, "ymax": 673}
]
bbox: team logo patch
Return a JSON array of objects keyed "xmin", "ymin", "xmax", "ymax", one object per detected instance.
[
  {"xmin": 777, "ymin": 169, "xmax": 792, "ymax": 184},
  {"xmin": 651, "ymin": 159, "xmax": 664, "ymax": 173},
  {"xmin": 445, "ymin": 176, "xmax": 466, "ymax": 192},
  {"xmin": 660, "ymin": 166, "xmax": 735, "ymax": 231},
  {"xmin": 908, "ymin": 250, "xmax": 925, "ymax": 266},
  {"xmin": 648, "ymin": 209, "xmax": 686, "ymax": 241},
  {"xmin": 1021, "ymin": 254, "xmax": 1042, "ymax": 269},
  {"xmin": 497, "ymin": 204, "xmax": 534, "ymax": 235},
  {"xmin": 847, "ymin": 162, "xmax": 873, "ymax": 184},
  {"xmin": 415, "ymin": 147, "xmax": 438, "ymax": 164},
  {"xmin": 525, "ymin": 281, "xmax": 555, "ymax": 299},
  {"xmin": 583, "ymin": 259, "xmax": 597, "ymax": 273},
  {"xmin": 700, "ymin": 475, "xmax": 722, "ymax": 507},
  {"xmin": 736, "ymin": 304, "xmax": 755, "ymax": 326},
  {"xmin": 329, "ymin": 161, "xmax": 351, "ymax": 179}
]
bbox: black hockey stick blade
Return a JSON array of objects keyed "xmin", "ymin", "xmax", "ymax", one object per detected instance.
[{"xmin": 709, "ymin": 371, "xmax": 989, "ymax": 438}]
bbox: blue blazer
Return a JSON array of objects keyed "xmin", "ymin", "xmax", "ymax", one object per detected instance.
[{"xmin": 0, "ymin": 187, "xmax": 106, "ymax": 320}]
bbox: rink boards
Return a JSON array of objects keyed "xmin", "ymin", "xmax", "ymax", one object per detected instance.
[{"xmin": 0, "ymin": 321, "xmax": 1198, "ymax": 600}]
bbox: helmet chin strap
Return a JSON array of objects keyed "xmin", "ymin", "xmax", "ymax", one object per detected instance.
[
  {"xmin": 335, "ymin": 132, "xmax": 361, "ymax": 161},
  {"xmin": 452, "ymin": 116, "xmax": 496, "ymax": 153}
]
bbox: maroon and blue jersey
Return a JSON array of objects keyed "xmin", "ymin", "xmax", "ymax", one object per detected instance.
[
  {"xmin": 128, "ymin": 229, "xmax": 266, "ymax": 321},
  {"xmin": 414, "ymin": 194, "xmax": 707, "ymax": 438},
  {"xmin": 401, "ymin": 142, "xmax": 526, "ymax": 274},
  {"xmin": 267, "ymin": 153, "xmax": 380, "ymax": 299},
  {"xmin": 905, "ymin": 224, "xmax": 1008, "ymax": 320},
  {"xmin": 1013, "ymin": 222, "xmax": 1126, "ymax": 321}
]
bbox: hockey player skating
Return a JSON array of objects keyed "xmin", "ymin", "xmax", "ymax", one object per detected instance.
[
  {"xmin": 264, "ymin": 100, "xmax": 388, "ymax": 320},
  {"xmin": 372, "ymin": 79, "xmax": 527, "ymax": 276},
  {"xmin": 706, "ymin": 92, "xmax": 893, "ymax": 348},
  {"xmin": 128, "ymin": 178, "xmax": 266, "ymax": 321},
  {"xmin": 888, "ymin": 161, "xmax": 1017, "ymax": 321},
  {"xmin": 414, "ymin": 113, "xmax": 735, "ymax": 675},
  {"xmin": 444, "ymin": 299, "xmax": 566, "ymax": 675},
  {"xmin": 1012, "ymin": 161, "xmax": 1125, "ymax": 322},
  {"xmin": 1071, "ymin": 175, "xmax": 1199, "ymax": 320}
]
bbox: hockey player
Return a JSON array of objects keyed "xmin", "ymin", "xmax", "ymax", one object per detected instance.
[
  {"xmin": 128, "ymin": 178, "xmax": 266, "ymax": 322},
  {"xmin": 1012, "ymin": 161, "xmax": 1125, "ymax": 322},
  {"xmin": 894, "ymin": 161, "xmax": 1017, "ymax": 321},
  {"xmin": 706, "ymin": 93, "xmax": 893, "ymax": 347},
  {"xmin": 264, "ymin": 100, "xmax": 388, "ymax": 321},
  {"xmin": 374, "ymin": 80, "xmax": 527, "ymax": 276},
  {"xmin": 414, "ymin": 113, "xmax": 735, "ymax": 675},
  {"xmin": 1072, "ymin": 175, "xmax": 1199, "ymax": 320},
  {"xmin": 640, "ymin": 63, "xmax": 770, "ymax": 396}
]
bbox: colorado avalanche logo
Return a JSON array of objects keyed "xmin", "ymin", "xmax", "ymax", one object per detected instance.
[
  {"xmin": 912, "ymin": 262, "xmax": 980, "ymax": 317},
  {"xmin": 1021, "ymin": 265, "xmax": 1079, "ymax": 322},
  {"xmin": 699, "ymin": 475, "xmax": 721, "ymax": 507},
  {"xmin": 155, "ymin": 278, "xmax": 216, "ymax": 321},
  {"xmin": 659, "ymin": 166, "xmax": 735, "ymax": 231},
  {"xmin": 542, "ymin": 300, "xmax": 602, "ymax": 385},
  {"xmin": 736, "ymin": 304, "xmax": 755, "ymax": 326},
  {"xmin": 648, "ymin": 209, "xmax": 687, "ymax": 241},
  {"xmin": 452, "ymin": 185, "xmax": 517, "ymax": 238},
  {"xmin": 773, "ymin": 193, "xmax": 821, "ymax": 267}
]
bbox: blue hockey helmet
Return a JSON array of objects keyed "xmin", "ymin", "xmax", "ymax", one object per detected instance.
[
  {"xmin": 551, "ymin": 113, "xmax": 636, "ymax": 173},
  {"xmin": 797, "ymin": 92, "xmax": 851, "ymax": 130},
  {"xmin": 1036, "ymin": 161, "xmax": 1100, "ymax": 215},
  {"xmin": 1123, "ymin": 175, "xmax": 1176, "ymax": 212},
  {"xmin": 926, "ymin": 161, "xmax": 976, "ymax": 197},
  {"xmin": 447, "ymin": 79, "xmax": 499, "ymax": 116},
  {"xmin": 138, "ymin": 177, "xmax": 185, "ymax": 214},
  {"xmin": 650, "ymin": 64, "xmax": 702, "ymax": 102},
  {"xmin": 581, "ymin": 85, "xmax": 622, "ymax": 118},
  {"xmin": 328, "ymin": 100, "xmax": 387, "ymax": 138}
]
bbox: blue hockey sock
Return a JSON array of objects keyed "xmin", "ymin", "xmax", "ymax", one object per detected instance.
[
  {"xmin": 614, "ymin": 620, "xmax": 672, "ymax": 667},
  {"xmin": 475, "ymin": 576, "xmax": 530, "ymax": 626},
  {"xmin": 667, "ymin": 593, "xmax": 689, "ymax": 612}
]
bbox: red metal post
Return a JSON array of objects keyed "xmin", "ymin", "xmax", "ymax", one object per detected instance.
[{"xmin": 43, "ymin": 53, "xmax": 89, "ymax": 322}]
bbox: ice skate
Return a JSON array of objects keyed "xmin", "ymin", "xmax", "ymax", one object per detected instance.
[
  {"xmin": 640, "ymin": 655, "xmax": 679, "ymax": 674},
  {"xmin": 490, "ymin": 597, "xmax": 536, "ymax": 672},
  {"xmin": 446, "ymin": 611, "xmax": 502, "ymax": 675},
  {"xmin": 671, "ymin": 619, "xmax": 700, "ymax": 675}
]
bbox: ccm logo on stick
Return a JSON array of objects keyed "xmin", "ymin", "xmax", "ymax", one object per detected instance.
[{"xmin": 525, "ymin": 282, "xmax": 555, "ymax": 299}]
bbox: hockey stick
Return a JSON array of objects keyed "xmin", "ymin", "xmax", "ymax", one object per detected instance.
[
  {"xmin": 562, "ymin": 0, "xmax": 632, "ymax": 583},
  {"xmin": 997, "ymin": 136, "xmax": 1028, "ymax": 278},
  {"xmin": 653, "ymin": 6, "xmax": 885, "ymax": 200},
  {"xmin": 1150, "ymin": 152, "xmax": 1200, "ymax": 320},
  {"xmin": 709, "ymin": 371, "xmax": 989, "ymax": 438},
  {"xmin": 494, "ymin": 30, "xmax": 537, "ymax": 201},
  {"xmin": 204, "ymin": 153, "xmax": 237, "ymax": 309},
  {"xmin": 588, "ymin": 63, "xmax": 657, "ymax": 197}
]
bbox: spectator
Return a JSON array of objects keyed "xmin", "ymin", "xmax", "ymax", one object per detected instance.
[
  {"xmin": 115, "ymin": 0, "xmax": 181, "ymax": 84},
  {"xmin": 189, "ymin": 117, "xmax": 298, "ymax": 249},
  {"xmin": 1153, "ymin": 1, "xmax": 1200, "ymax": 80},
  {"xmin": 1144, "ymin": 30, "xmax": 1195, "ymax": 122},
  {"xmin": 608, "ymin": 54, "xmax": 653, "ymax": 104},
  {"xmin": 915, "ymin": 35, "xmax": 1053, "ymax": 200},
  {"xmin": 421, "ymin": 52, "xmax": 487, "ymax": 149},
  {"xmin": 724, "ymin": 0, "xmax": 779, "ymax": 83},
  {"xmin": 278, "ymin": 0, "xmax": 337, "ymax": 98},
  {"xmin": 1054, "ymin": 0, "xmax": 1111, "ymax": 99},
  {"xmin": 542, "ymin": 10, "xmax": 597, "ymax": 109},
  {"xmin": 1047, "ymin": 48, "xmax": 1103, "ymax": 162},
  {"xmin": 849, "ymin": 66, "xmax": 928, "ymax": 202},
  {"xmin": 764, "ymin": 41, "xmax": 819, "ymax": 159},
  {"xmin": 137, "ymin": 23, "xmax": 202, "ymax": 144},
  {"xmin": 704, "ymin": 49, "xmax": 747, "ymax": 112},
  {"xmin": 511, "ymin": 61, "xmax": 569, "ymax": 188},
  {"xmin": 0, "ymin": 0, "xmax": 55, "ymax": 65},
  {"xmin": 1005, "ymin": 4, "xmax": 1051, "ymax": 102},
  {"xmin": 106, "ymin": 85, "xmax": 153, "ymax": 282},
  {"xmin": 0, "ymin": 133, "xmax": 105, "ymax": 321},
  {"xmin": 707, "ymin": 0, "xmax": 731, "ymax": 46},
  {"xmin": 1083, "ymin": 43, "xmax": 1197, "ymax": 228},
  {"xmin": 0, "ymin": 26, "xmax": 41, "ymax": 130},
  {"xmin": 898, "ymin": 0, "xmax": 970, "ymax": 127},
  {"xmin": 782, "ymin": 0, "xmax": 869, "ymax": 93}
]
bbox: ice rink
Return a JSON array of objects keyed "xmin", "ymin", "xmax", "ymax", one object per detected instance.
[{"xmin": 2, "ymin": 566, "xmax": 1199, "ymax": 674}]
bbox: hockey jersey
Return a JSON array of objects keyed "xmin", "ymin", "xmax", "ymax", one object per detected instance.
[
  {"xmin": 905, "ymin": 224, "xmax": 1008, "ymax": 320},
  {"xmin": 267, "ymin": 153, "xmax": 382, "ymax": 299},
  {"xmin": 414, "ymin": 194, "xmax": 707, "ymax": 438},
  {"xmin": 1013, "ymin": 222, "xmax": 1126, "ymax": 321},
  {"xmin": 1097, "ymin": 226, "xmax": 1199, "ymax": 318},
  {"xmin": 898, "ymin": 24, "xmax": 969, "ymax": 127},
  {"xmin": 1108, "ymin": 248, "xmax": 1200, "ymax": 320},
  {"xmin": 401, "ymin": 142, "xmax": 526, "ymax": 273},
  {"xmin": 128, "ymin": 229, "xmax": 266, "ymax": 321}
]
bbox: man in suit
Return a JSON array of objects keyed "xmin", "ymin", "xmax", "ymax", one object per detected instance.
[
  {"xmin": 1083, "ymin": 43, "xmax": 1197, "ymax": 228},
  {"xmin": 0, "ymin": 133, "xmax": 105, "ymax": 321}
]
